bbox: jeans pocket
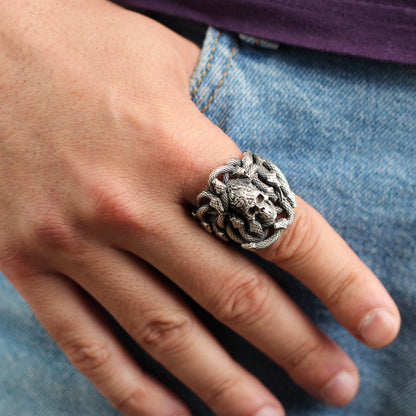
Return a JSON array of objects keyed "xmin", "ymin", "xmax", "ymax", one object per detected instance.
[
  {"xmin": 189, "ymin": 27, "xmax": 239, "ymax": 116},
  {"xmin": 188, "ymin": 26, "xmax": 219, "ymax": 98}
]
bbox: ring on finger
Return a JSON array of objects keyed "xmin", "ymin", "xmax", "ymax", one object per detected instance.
[{"xmin": 193, "ymin": 151, "xmax": 296, "ymax": 250}]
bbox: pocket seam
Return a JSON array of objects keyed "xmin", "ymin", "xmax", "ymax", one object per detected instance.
[
  {"xmin": 199, "ymin": 39, "xmax": 238, "ymax": 113},
  {"xmin": 190, "ymin": 30, "xmax": 221, "ymax": 98}
]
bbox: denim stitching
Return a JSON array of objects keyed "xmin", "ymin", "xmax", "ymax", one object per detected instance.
[
  {"xmin": 201, "ymin": 41, "xmax": 238, "ymax": 114},
  {"xmin": 191, "ymin": 30, "xmax": 221, "ymax": 98}
]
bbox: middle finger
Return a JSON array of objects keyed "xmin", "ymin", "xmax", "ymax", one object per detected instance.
[{"xmin": 126, "ymin": 205, "xmax": 360, "ymax": 406}]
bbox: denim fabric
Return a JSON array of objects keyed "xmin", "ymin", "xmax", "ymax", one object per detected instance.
[{"xmin": 1, "ymin": 27, "xmax": 415, "ymax": 416}]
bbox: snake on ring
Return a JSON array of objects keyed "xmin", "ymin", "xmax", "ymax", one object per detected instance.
[{"xmin": 193, "ymin": 151, "xmax": 296, "ymax": 250}]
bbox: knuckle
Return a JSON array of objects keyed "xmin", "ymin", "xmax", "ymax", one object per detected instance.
[
  {"xmin": 204, "ymin": 375, "xmax": 240, "ymax": 406},
  {"xmin": 139, "ymin": 314, "xmax": 194, "ymax": 356},
  {"xmin": 282, "ymin": 337, "xmax": 322, "ymax": 374},
  {"xmin": 0, "ymin": 236, "xmax": 46, "ymax": 283},
  {"xmin": 88, "ymin": 179, "xmax": 148, "ymax": 231},
  {"xmin": 270, "ymin": 206, "xmax": 321, "ymax": 266},
  {"xmin": 63, "ymin": 337, "xmax": 112, "ymax": 375},
  {"xmin": 325, "ymin": 267, "xmax": 360, "ymax": 308},
  {"xmin": 114, "ymin": 387, "xmax": 147, "ymax": 415},
  {"xmin": 0, "ymin": 250, "xmax": 38, "ymax": 283},
  {"xmin": 210, "ymin": 270, "xmax": 270, "ymax": 326},
  {"xmin": 31, "ymin": 214, "xmax": 78, "ymax": 253}
]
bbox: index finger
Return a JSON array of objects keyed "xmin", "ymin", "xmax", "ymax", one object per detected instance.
[
  {"xmin": 179, "ymin": 121, "xmax": 401, "ymax": 349},
  {"xmin": 261, "ymin": 196, "xmax": 401, "ymax": 348}
]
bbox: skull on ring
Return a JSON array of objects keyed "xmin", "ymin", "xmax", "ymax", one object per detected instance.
[{"xmin": 227, "ymin": 179, "xmax": 277, "ymax": 223}]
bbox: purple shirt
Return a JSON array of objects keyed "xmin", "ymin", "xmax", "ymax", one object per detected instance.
[{"xmin": 114, "ymin": 0, "xmax": 416, "ymax": 65}]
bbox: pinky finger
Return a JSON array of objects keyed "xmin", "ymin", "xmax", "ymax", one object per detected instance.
[{"xmin": 14, "ymin": 272, "xmax": 190, "ymax": 416}]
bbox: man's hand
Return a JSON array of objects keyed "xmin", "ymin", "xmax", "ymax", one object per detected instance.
[{"xmin": 0, "ymin": 1, "xmax": 400, "ymax": 415}]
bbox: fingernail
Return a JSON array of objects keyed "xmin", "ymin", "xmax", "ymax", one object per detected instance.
[
  {"xmin": 359, "ymin": 309, "xmax": 400, "ymax": 347},
  {"xmin": 320, "ymin": 370, "xmax": 358, "ymax": 406},
  {"xmin": 254, "ymin": 405, "xmax": 285, "ymax": 416}
]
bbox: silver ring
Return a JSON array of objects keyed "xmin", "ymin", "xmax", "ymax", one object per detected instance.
[{"xmin": 193, "ymin": 151, "xmax": 296, "ymax": 250}]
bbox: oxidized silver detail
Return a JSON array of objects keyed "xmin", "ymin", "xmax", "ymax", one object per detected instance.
[{"xmin": 193, "ymin": 151, "xmax": 296, "ymax": 250}]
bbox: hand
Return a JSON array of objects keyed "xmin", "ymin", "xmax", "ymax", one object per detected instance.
[{"xmin": 0, "ymin": 1, "xmax": 400, "ymax": 416}]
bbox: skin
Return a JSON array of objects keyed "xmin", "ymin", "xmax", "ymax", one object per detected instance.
[{"xmin": 0, "ymin": 1, "xmax": 401, "ymax": 415}]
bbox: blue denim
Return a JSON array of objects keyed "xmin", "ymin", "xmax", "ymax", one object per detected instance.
[{"xmin": 1, "ymin": 26, "xmax": 415, "ymax": 416}]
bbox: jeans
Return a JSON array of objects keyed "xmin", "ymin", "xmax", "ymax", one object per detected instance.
[{"xmin": 1, "ymin": 26, "xmax": 415, "ymax": 416}]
